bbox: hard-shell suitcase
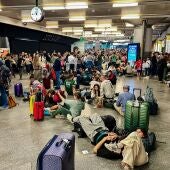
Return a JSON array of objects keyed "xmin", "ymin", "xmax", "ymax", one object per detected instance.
[
  {"xmin": 14, "ymin": 83, "xmax": 23, "ymax": 97},
  {"xmin": 30, "ymin": 95, "xmax": 35, "ymax": 115},
  {"xmin": 33, "ymin": 102, "xmax": 44, "ymax": 121},
  {"xmin": 37, "ymin": 133, "xmax": 75, "ymax": 170},
  {"xmin": 125, "ymin": 88, "xmax": 149, "ymax": 132}
]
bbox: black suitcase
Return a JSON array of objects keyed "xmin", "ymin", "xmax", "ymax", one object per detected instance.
[{"xmin": 37, "ymin": 133, "xmax": 75, "ymax": 170}]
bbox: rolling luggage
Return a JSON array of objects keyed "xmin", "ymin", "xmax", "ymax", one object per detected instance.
[
  {"xmin": 30, "ymin": 95, "xmax": 35, "ymax": 115},
  {"xmin": 125, "ymin": 88, "xmax": 149, "ymax": 132},
  {"xmin": 14, "ymin": 83, "xmax": 23, "ymax": 97},
  {"xmin": 37, "ymin": 133, "xmax": 75, "ymax": 170},
  {"xmin": 33, "ymin": 102, "xmax": 44, "ymax": 121}
]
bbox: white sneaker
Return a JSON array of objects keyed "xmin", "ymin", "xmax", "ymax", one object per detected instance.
[{"xmin": 67, "ymin": 114, "xmax": 73, "ymax": 123}]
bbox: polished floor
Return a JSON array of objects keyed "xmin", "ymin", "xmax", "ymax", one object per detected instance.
[{"xmin": 0, "ymin": 75, "xmax": 170, "ymax": 170}]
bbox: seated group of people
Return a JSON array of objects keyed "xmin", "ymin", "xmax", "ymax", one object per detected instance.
[{"xmin": 29, "ymin": 69, "xmax": 149, "ymax": 170}]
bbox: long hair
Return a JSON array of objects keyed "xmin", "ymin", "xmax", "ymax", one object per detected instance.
[{"xmin": 93, "ymin": 84, "xmax": 100, "ymax": 97}]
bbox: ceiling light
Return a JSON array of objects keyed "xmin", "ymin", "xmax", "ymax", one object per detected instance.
[
  {"xmin": 46, "ymin": 21, "xmax": 59, "ymax": 29},
  {"xmin": 116, "ymin": 34, "xmax": 125, "ymax": 37},
  {"xmin": 74, "ymin": 32, "xmax": 82, "ymax": 35},
  {"xmin": 62, "ymin": 27, "xmax": 73, "ymax": 33},
  {"xmin": 84, "ymin": 31, "xmax": 92, "ymax": 35},
  {"xmin": 22, "ymin": 19, "xmax": 34, "ymax": 22},
  {"xmin": 97, "ymin": 19, "xmax": 112, "ymax": 28},
  {"xmin": 121, "ymin": 14, "xmax": 140, "ymax": 19},
  {"xmin": 113, "ymin": 2, "xmax": 138, "ymax": 8},
  {"xmin": 114, "ymin": 39, "xmax": 129, "ymax": 42},
  {"xmin": 102, "ymin": 31, "xmax": 121, "ymax": 35},
  {"xmin": 66, "ymin": 2, "xmax": 88, "ymax": 9},
  {"xmin": 69, "ymin": 16, "xmax": 86, "ymax": 21},
  {"xmin": 43, "ymin": 6, "xmax": 65, "ymax": 10},
  {"xmin": 0, "ymin": 9, "xmax": 2, "ymax": 11},
  {"xmin": 84, "ymin": 20, "xmax": 98, "ymax": 28},
  {"xmin": 73, "ymin": 27, "xmax": 84, "ymax": 32},
  {"xmin": 125, "ymin": 22, "xmax": 134, "ymax": 27}
]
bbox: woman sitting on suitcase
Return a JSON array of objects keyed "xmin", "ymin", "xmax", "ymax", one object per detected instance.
[{"xmin": 50, "ymin": 91, "xmax": 85, "ymax": 122}]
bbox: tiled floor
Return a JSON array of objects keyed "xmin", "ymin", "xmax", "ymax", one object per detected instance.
[{"xmin": 0, "ymin": 75, "xmax": 170, "ymax": 170}]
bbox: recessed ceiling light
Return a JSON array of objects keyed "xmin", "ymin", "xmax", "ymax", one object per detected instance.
[
  {"xmin": 113, "ymin": 2, "xmax": 138, "ymax": 8},
  {"xmin": 121, "ymin": 14, "xmax": 140, "ymax": 19}
]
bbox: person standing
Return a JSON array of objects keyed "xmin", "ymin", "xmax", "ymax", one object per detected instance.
[
  {"xmin": 17, "ymin": 53, "xmax": 25, "ymax": 80},
  {"xmin": 32, "ymin": 54, "xmax": 42, "ymax": 81},
  {"xmin": 53, "ymin": 53, "xmax": 61, "ymax": 90}
]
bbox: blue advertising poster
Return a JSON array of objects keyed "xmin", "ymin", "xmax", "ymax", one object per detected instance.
[{"xmin": 127, "ymin": 43, "xmax": 140, "ymax": 66}]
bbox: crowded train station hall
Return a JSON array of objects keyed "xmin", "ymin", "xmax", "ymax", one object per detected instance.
[{"xmin": 0, "ymin": 0, "xmax": 170, "ymax": 170}]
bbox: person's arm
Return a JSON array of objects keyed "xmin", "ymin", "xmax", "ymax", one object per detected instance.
[
  {"xmin": 57, "ymin": 91, "xmax": 65, "ymax": 102},
  {"xmin": 116, "ymin": 95, "xmax": 122, "ymax": 106},
  {"xmin": 93, "ymin": 136, "xmax": 108, "ymax": 154},
  {"xmin": 100, "ymin": 82, "xmax": 104, "ymax": 98}
]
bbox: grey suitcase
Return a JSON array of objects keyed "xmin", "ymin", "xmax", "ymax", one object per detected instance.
[{"xmin": 37, "ymin": 133, "xmax": 75, "ymax": 170}]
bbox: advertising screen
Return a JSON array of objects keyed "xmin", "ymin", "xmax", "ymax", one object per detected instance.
[{"xmin": 127, "ymin": 43, "xmax": 140, "ymax": 66}]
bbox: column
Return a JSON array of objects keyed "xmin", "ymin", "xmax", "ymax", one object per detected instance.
[{"xmin": 133, "ymin": 21, "xmax": 153, "ymax": 59}]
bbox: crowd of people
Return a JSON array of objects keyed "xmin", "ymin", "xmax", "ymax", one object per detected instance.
[{"xmin": 0, "ymin": 47, "xmax": 170, "ymax": 170}]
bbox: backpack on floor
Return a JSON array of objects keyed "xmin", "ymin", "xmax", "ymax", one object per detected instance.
[
  {"xmin": 142, "ymin": 132, "xmax": 156, "ymax": 153},
  {"xmin": 8, "ymin": 95, "xmax": 17, "ymax": 108}
]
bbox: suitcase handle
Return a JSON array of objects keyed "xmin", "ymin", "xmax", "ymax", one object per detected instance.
[
  {"xmin": 133, "ymin": 88, "xmax": 142, "ymax": 97},
  {"xmin": 56, "ymin": 138, "xmax": 72, "ymax": 152}
]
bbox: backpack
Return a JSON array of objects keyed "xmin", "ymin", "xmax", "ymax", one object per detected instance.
[
  {"xmin": 8, "ymin": 95, "xmax": 17, "ymax": 108},
  {"xmin": 142, "ymin": 132, "xmax": 156, "ymax": 153},
  {"xmin": 0, "ymin": 65, "xmax": 11, "ymax": 86},
  {"xmin": 144, "ymin": 86, "xmax": 155, "ymax": 103}
]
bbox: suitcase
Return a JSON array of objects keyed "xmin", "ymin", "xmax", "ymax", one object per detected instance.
[
  {"xmin": 30, "ymin": 95, "xmax": 35, "ymax": 115},
  {"xmin": 124, "ymin": 88, "xmax": 149, "ymax": 132},
  {"xmin": 33, "ymin": 102, "xmax": 44, "ymax": 121},
  {"xmin": 14, "ymin": 83, "xmax": 23, "ymax": 97},
  {"xmin": 43, "ymin": 77, "xmax": 51, "ymax": 90},
  {"xmin": 37, "ymin": 133, "xmax": 75, "ymax": 170}
]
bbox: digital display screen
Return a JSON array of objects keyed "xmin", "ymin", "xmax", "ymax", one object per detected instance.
[{"xmin": 127, "ymin": 43, "xmax": 140, "ymax": 66}]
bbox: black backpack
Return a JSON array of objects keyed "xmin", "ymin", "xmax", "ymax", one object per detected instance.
[{"xmin": 142, "ymin": 132, "xmax": 156, "ymax": 153}]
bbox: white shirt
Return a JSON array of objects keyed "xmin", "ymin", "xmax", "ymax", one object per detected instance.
[
  {"xmin": 145, "ymin": 60, "xmax": 151, "ymax": 68},
  {"xmin": 100, "ymin": 80, "xmax": 115, "ymax": 98},
  {"xmin": 68, "ymin": 55, "xmax": 76, "ymax": 64}
]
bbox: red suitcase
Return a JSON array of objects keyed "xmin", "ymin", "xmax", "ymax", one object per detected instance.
[{"xmin": 33, "ymin": 102, "xmax": 44, "ymax": 121}]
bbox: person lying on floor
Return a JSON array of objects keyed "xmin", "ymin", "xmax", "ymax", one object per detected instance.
[
  {"xmin": 93, "ymin": 128, "xmax": 148, "ymax": 170},
  {"xmin": 73, "ymin": 113, "xmax": 148, "ymax": 169},
  {"xmin": 114, "ymin": 85, "xmax": 135, "ymax": 116},
  {"xmin": 50, "ymin": 91, "xmax": 85, "ymax": 122}
]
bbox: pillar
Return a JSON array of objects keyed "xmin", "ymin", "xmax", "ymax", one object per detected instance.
[{"xmin": 133, "ymin": 21, "xmax": 153, "ymax": 59}]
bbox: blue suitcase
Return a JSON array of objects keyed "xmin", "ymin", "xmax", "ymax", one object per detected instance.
[{"xmin": 37, "ymin": 133, "xmax": 75, "ymax": 170}]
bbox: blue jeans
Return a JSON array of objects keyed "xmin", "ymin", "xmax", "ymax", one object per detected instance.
[
  {"xmin": 55, "ymin": 71, "xmax": 61, "ymax": 90},
  {"xmin": 0, "ymin": 85, "xmax": 8, "ymax": 107}
]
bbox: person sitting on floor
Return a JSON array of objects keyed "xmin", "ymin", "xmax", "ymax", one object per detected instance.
[
  {"xmin": 89, "ymin": 76, "xmax": 100, "ymax": 90},
  {"xmin": 108, "ymin": 70, "xmax": 117, "ymax": 85},
  {"xmin": 50, "ymin": 91, "xmax": 85, "ymax": 122},
  {"xmin": 100, "ymin": 74, "xmax": 115, "ymax": 99},
  {"xmin": 114, "ymin": 85, "xmax": 135, "ymax": 116},
  {"xmin": 91, "ymin": 84, "xmax": 103, "ymax": 108}
]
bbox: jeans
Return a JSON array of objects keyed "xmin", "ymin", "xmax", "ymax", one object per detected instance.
[
  {"xmin": 55, "ymin": 71, "xmax": 61, "ymax": 90},
  {"xmin": 0, "ymin": 85, "xmax": 8, "ymax": 107}
]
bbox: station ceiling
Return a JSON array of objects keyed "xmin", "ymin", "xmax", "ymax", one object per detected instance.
[{"xmin": 0, "ymin": 0, "xmax": 169, "ymax": 41}]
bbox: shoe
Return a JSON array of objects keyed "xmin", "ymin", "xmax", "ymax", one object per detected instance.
[
  {"xmin": 124, "ymin": 165, "xmax": 130, "ymax": 170},
  {"xmin": 67, "ymin": 114, "xmax": 73, "ymax": 123}
]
